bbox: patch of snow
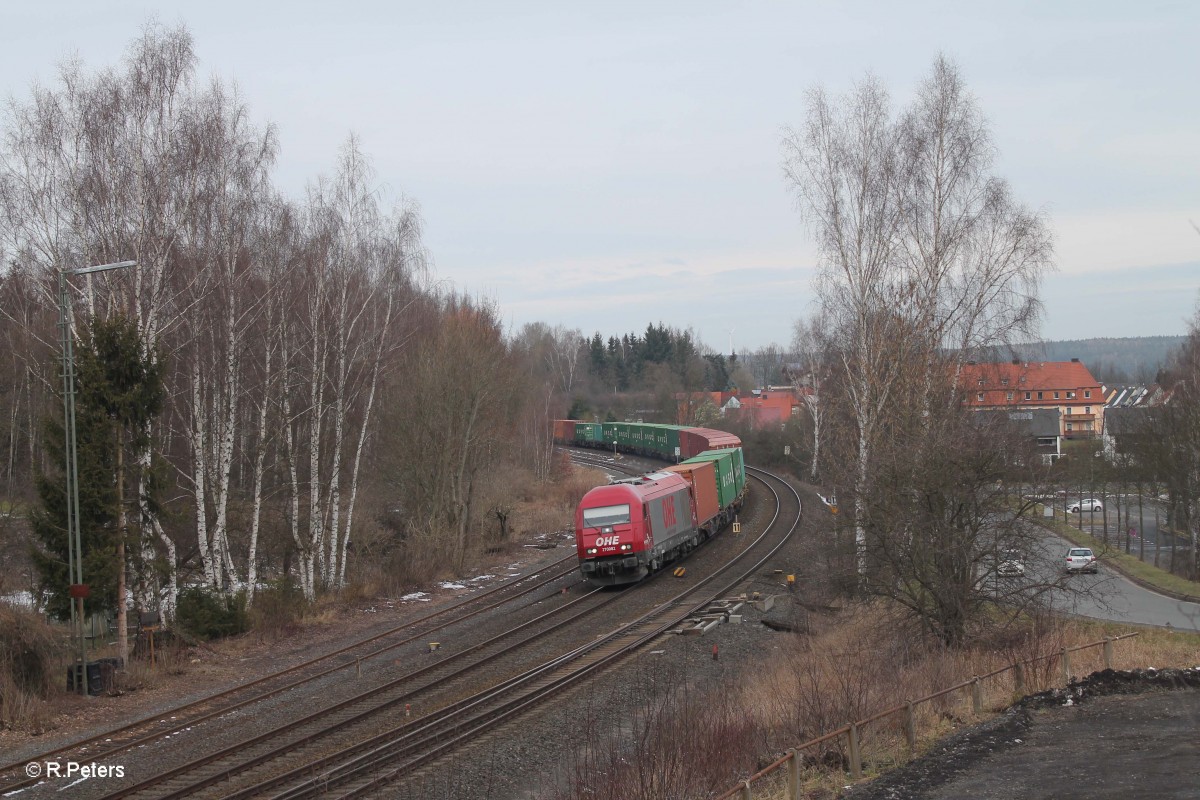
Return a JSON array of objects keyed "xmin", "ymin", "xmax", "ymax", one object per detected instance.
[
  {"xmin": 0, "ymin": 591, "xmax": 35, "ymax": 608},
  {"xmin": 439, "ymin": 582, "xmax": 467, "ymax": 590},
  {"xmin": 469, "ymin": 575, "xmax": 495, "ymax": 582},
  {"xmin": 401, "ymin": 592, "xmax": 430, "ymax": 602}
]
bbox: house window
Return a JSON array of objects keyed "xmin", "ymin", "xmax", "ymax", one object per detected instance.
[
  {"xmin": 976, "ymin": 392, "xmax": 984, "ymax": 401},
  {"xmin": 1066, "ymin": 422, "xmax": 1073, "ymax": 431},
  {"xmin": 1037, "ymin": 437, "xmax": 1056, "ymax": 447},
  {"xmin": 1085, "ymin": 406, "xmax": 1091, "ymax": 414},
  {"xmin": 1084, "ymin": 390, "xmax": 1091, "ymax": 399},
  {"xmin": 1037, "ymin": 391, "xmax": 1043, "ymax": 400},
  {"xmin": 1001, "ymin": 378, "xmax": 1009, "ymax": 386},
  {"xmin": 1024, "ymin": 391, "xmax": 1031, "ymax": 400},
  {"xmin": 1067, "ymin": 391, "xmax": 1075, "ymax": 399},
  {"xmin": 1084, "ymin": 421, "xmax": 1093, "ymax": 430},
  {"xmin": 977, "ymin": 379, "xmax": 984, "ymax": 386},
  {"xmin": 1006, "ymin": 392, "xmax": 1014, "ymax": 401},
  {"xmin": 1020, "ymin": 376, "xmax": 1026, "ymax": 383},
  {"xmin": 1053, "ymin": 391, "xmax": 1060, "ymax": 399}
]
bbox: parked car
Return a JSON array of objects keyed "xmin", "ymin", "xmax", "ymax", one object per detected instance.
[
  {"xmin": 1067, "ymin": 498, "xmax": 1103, "ymax": 513},
  {"xmin": 997, "ymin": 550, "xmax": 1025, "ymax": 577},
  {"xmin": 1064, "ymin": 547, "xmax": 1098, "ymax": 574}
]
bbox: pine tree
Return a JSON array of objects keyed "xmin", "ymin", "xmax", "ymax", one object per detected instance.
[{"xmin": 30, "ymin": 315, "xmax": 164, "ymax": 631}]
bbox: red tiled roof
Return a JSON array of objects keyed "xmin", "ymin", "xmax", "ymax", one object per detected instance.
[{"xmin": 960, "ymin": 361, "xmax": 1102, "ymax": 408}]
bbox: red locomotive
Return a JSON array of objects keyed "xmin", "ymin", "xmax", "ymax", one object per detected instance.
[
  {"xmin": 575, "ymin": 471, "xmax": 698, "ymax": 585},
  {"xmin": 562, "ymin": 420, "xmax": 746, "ymax": 585}
]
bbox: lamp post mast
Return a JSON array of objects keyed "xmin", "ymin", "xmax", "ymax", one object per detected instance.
[{"xmin": 58, "ymin": 260, "xmax": 136, "ymax": 696}]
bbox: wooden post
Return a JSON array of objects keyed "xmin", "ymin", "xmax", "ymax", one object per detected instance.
[
  {"xmin": 356, "ymin": 657, "xmax": 361, "ymax": 679},
  {"xmin": 1061, "ymin": 648, "xmax": 1071, "ymax": 683},
  {"xmin": 971, "ymin": 678, "xmax": 983, "ymax": 715},
  {"xmin": 1013, "ymin": 662, "xmax": 1025, "ymax": 694},
  {"xmin": 1103, "ymin": 638, "xmax": 1114, "ymax": 670},
  {"xmin": 848, "ymin": 723, "xmax": 862, "ymax": 779},
  {"xmin": 740, "ymin": 779, "xmax": 752, "ymax": 800},
  {"xmin": 904, "ymin": 701, "xmax": 916, "ymax": 755},
  {"xmin": 787, "ymin": 749, "xmax": 800, "ymax": 800}
]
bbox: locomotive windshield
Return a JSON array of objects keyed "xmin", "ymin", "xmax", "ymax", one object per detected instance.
[{"xmin": 583, "ymin": 504, "xmax": 631, "ymax": 527}]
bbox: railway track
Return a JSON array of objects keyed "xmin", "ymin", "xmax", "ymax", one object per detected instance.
[
  {"xmin": 208, "ymin": 465, "xmax": 801, "ymax": 799},
  {"xmin": 0, "ymin": 555, "xmax": 581, "ymax": 797},
  {"xmin": 74, "ymin": 454, "xmax": 648, "ymax": 799},
  {"xmin": 8, "ymin": 453, "xmax": 792, "ymax": 800}
]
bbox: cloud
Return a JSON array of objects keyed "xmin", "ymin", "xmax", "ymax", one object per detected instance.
[{"xmin": 1053, "ymin": 210, "xmax": 1200, "ymax": 275}]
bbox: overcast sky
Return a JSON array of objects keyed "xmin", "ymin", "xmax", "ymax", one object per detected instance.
[{"xmin": 4, "ymin": 2, "xmax": 1197, "ymax": 354}]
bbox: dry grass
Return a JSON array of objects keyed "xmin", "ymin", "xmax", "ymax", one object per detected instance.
[
  {"xmin": 516, "ymin": 464, "xmax": 607, "ymax": 540},
  {"xmin": 539, "ymin": 599, "xmax": 1198, "ymax": 800},
  {"xmin": 348, "ymin": 462, "xmax": 605, "ymax": 600},
  {"xmin": 735, "ymin": 606, "xmax": 1200, "ymax": 800}
]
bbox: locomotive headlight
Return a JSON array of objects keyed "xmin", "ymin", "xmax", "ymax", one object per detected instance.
[
  {"xmin": 586, "ymin": 547, "xmax": 597, "ymax": 555},
  {"xmin": 620, "ymin": 543, "xmax": 632, "ymax": 551}
]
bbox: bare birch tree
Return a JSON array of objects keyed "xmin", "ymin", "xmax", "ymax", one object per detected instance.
[
  {"xmin": 784, "ymin": 57, "xmax": 1055, "ymax": 639},
  {"xmin": 790, "ymin": 315, "xmax": 833, "ymax": 481},
  {"xmin": 172, "ymin": 80, "xmax": 277, "ymax": 595},
  {"xmin": 0, "ymin": 24, "xmax": 202, "ymax": 616},
  {"xmin": 279, "ymin": 138, "xmax": 425, "ymax": 600},
  {"xmin": 784, "ymin": 75, "xmax": 909, "ymax": 572}
]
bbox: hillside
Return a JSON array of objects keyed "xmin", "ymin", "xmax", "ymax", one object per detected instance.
[{"xmin": 1013, "ymin": 336, "xmax": 1186, "ymax": 384}]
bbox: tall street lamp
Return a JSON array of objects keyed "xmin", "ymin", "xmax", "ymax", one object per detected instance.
[{"xmin": 58, "ymin": 260, "xmax": 136, "ymax": 695}]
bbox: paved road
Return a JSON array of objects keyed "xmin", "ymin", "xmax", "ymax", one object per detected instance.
[
  {"xmin": 1033, "ymin": 532, "xmax": 1200, "ymax": 631},
  {"xmin": 1043, "ymin": 495, "xmax": 1194, "ymax": 570}
]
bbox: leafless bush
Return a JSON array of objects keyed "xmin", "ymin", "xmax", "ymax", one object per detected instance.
[
  {"xmin": 0, "ymin": 604, "xmax": 61, "ymax": 731},
  {"xmin": 247, "ymin": 578, "xmax": 311, "ymax": 641}
]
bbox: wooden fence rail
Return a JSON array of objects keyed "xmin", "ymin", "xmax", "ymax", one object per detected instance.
[{"xmin": 717, "ymin": 632, "xmax": 1138, "ymax": 800}]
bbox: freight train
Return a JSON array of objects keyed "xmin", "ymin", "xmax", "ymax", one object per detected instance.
[{"xmin": 554, "ymin": 420, "xmax": 746, "ymax": 586}]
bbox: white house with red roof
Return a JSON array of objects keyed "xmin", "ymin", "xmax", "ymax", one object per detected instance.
[{"xmin": 959, "ymin": 359, "xmax": 1105, "ymax": 440}]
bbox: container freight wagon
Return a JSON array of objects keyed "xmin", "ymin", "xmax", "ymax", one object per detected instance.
[
  {"xmin": 663, "ymin": 460, "xmax": 722, "ymax": 537},
  {"xmin": 644, "ymin": 424, "xmax": 687, "ymax": 461},
  {"xmin": 678, "ymin": 427, "xmax": 742, "ymax": 460},
  {"xmin": 575, "ymin": 471, "xmax": 698, "ymax": 586},
  {"xmin": 553, "ymin": 419, "xmax": 577, "ymax": 444},
  {"xmin": 681, "ymin": 449, "xmax": 746, "ymax": 511},
  {"xmin": 574, "ymin": 422, "xmax": 605, "ymax": 447}
]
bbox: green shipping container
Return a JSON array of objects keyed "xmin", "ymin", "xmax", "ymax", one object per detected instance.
[
  {"xmin": 683, "ymin": 449, "xmax": 739, "ymax": 510},
  {"xmin": 644, "ymin": 424, "xmax": 685, "ymax": 460},
  {"xmin": 629, "ymin": 423, "xmax": 648, "ymax": 450},
  {"xmin": 575, "ymin": 423, "xmax": 604, "ymax": 444},
  {"xmin": 601, "ymin": 421, "xmax": 619, "ymax": 446},
  {"xmin": 728, "ymin": 448, "xmax": 746, "ymax": 494},
  {"xmin": 603, "ymin": 422, "xmax": 634, "ymax": 449}
]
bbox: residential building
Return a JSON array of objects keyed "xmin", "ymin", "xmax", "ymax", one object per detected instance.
[
  {"xmin": 959, "ymin": 359, "xmax": 1105, "ymax": 440},
  {"xmin": 975, "ymin": 408, "xmax": 1064, "ymax": 464},
  {"xmin": 1101, "ymin": 384, "xmax": 1173, "ymax": 461},
  {"xmin": 728, "ymin": 387, "xmax": 804, "ymax": 428},
  {"xmin": 674, "ymin": 386, "xmax": 808, "ymax": 429}
]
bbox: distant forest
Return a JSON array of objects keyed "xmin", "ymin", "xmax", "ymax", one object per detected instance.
[{"xmin": 1014, "ymin": 336, "xmax": 1187, "ymax": 385}]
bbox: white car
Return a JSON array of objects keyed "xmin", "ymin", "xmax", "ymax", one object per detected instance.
[
  {"xmin": 1064, "ymin": 547, "xmax": 1098, "ymax": 574},
  {"xmin": 1067, "ymin": 498, "xmax": 1103, "ymax": 513}
]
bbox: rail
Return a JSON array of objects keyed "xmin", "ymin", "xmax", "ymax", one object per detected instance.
[{"xmin": 716, "ymin": 632, "xmax": 1139, "ymax": 800}]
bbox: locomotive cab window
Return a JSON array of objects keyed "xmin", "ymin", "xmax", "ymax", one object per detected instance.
[{"xmin": 583, "ymin": 504, "xmax": 631, "ymax": 528}]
